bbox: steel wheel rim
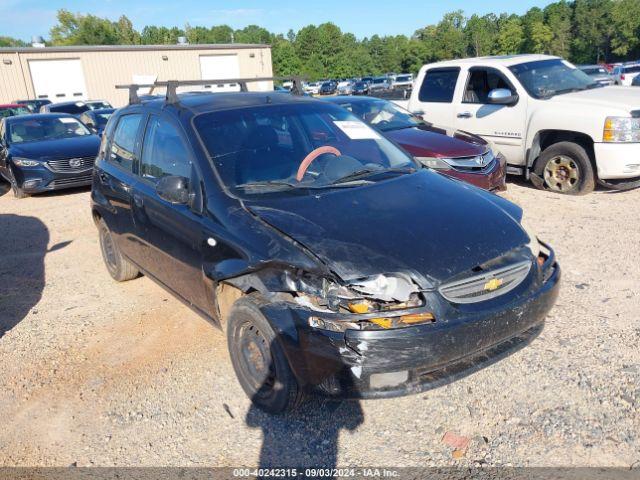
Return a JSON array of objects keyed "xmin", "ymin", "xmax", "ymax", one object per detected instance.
[
  {"xmin": 100, "ymin": 226, "xmax": 118, "ymax": 273},
  {"xmin": 237, "ymin": 322, "xmax": 276, "ymax": 398},
  {"xmin": 544, "ymin": 155, "xmax": 580, "ymax": 192}
]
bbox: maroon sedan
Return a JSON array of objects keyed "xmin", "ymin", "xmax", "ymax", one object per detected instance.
[{"xmin": 324, "ymin": 96, "xmax": 506, "ymax": 191}]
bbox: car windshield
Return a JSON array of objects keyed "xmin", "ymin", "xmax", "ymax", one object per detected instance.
[
  {"xmin": 373, "ymin": 78, "xmax": 385, "ymax": 84},
  {"xmin": 88, "ymin": 101, "xmax": 111, "ymax": 110},
  {"xmin": 624, "ymin": 65, "xmax": 640, "ymax": 73},
  {"xmin": 8, "ymin": 117, "xmax": 91, "ymax": 143},
  {"xmin": 50, "ymin": 103, "xmax": 90, "ymax": 115},
  {"xmin": 510, "ymin": 59, "xmax": 599, "ymax": 99},
  {"xmin": 342, "ymin": 99, "xmax": 422, "ymax": 132},
  {"xmin": 581, "ymin": 67, "xmax": 607, "ymax": 75},
  {"xmin": 194, "ymin": 102, "xmax": 416, "ymax": 195},
  {"xmin": 94, "ymin": 112, "xmax": 113, "ymax": 127},
  {"xmin": 395, "ymin": 75, "xmax": 412, "ymax": 82},
  {"xmin": 0, "ymin": 107, "xmax": 30, "ymax": 118}
]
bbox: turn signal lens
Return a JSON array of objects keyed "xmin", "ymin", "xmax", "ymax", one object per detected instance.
[
  {"xmin": 400, "ymin": 313, "xmax": 435, "ymax": 325},
  {"xmin": 348, "ymin": 302, "xmax": 371, "ymax": 314},
  {"xmin": 369, "ymin": 318, "xmax": 393, "ymax": 329}
]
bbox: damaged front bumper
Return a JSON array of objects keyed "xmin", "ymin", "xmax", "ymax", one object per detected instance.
[{"xmin": 259, "ymin": 254, "xmax": 560, "ymax": 400}]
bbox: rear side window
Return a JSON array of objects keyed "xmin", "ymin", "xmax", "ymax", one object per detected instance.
[
  {"xmin": 140, "ymin": 117, "xmax": 192, "ymax": 181},
  {"xmin": 625, "ymin": 66, "xmax": 640, "ymax": 73},
  {"xmin": 109, "ymin": 114, "xmax": 142, "ymax": 172},
  {"xmin": 418, "ymin": 68, "xmax": 460, "ymax": 103}
]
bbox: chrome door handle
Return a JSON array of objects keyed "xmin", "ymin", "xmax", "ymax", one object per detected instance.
[{"xmin": 457, "ymin": 111, "xmax": 472, "ymax": 118}]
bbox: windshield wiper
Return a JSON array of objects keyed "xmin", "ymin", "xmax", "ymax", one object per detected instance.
[
  {"xmin": 236, "ymin": 180, "xmax": 299, "ymax": 190},
  {"xmin": 331, "ymin": 167, "xmax": 415, "ymax": 185}
]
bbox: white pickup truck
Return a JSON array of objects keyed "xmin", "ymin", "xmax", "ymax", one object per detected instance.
[{"xmin": 408, "ymin": 54, "xmax": 640, "ymax": 195}]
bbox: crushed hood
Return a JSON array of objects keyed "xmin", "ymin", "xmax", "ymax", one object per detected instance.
[{"xmin": 245, "ymin": 170, "xmax": 528, "ymax": 287}]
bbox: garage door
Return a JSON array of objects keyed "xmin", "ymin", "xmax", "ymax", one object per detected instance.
[
  {"xmin": 29, "ymin": 59, "xmax": 88, "ymax": 101},
  {"xmin": 199, "ymin": 55, "xmax": 241, "ymax": 92}
]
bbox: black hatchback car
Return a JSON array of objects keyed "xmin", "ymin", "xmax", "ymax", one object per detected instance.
[
  {"xmin": 0, "ymin": 113, "xmax": 101, "ymax": 198},
  {"xmin": 92, "ymin": 86, "xmax": 560, "ymax": 413}
]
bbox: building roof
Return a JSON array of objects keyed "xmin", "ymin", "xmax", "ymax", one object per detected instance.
[{"xmin": 0, "ymin": 43, "xmax": 270, "ymax": 54}]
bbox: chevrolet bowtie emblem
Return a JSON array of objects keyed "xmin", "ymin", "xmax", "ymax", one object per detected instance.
[{"xmin": 484, "ymin": 278, "xmax": 504, "ymax": 292}]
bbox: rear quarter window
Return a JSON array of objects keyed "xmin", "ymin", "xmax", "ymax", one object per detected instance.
[
  {"xmin": 418, "ymin": 68, "xmax": 460, "ymax": 103},
  {"xmin": 107, "ymin": 114, "xmax": 143, "ymax": 172}
]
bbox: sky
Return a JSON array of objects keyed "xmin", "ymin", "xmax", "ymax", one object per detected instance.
[{"xmin": 1, "ymin": 0, "xmax": 556, "ymax": 42}]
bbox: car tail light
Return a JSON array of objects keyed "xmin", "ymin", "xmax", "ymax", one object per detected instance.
[{"xmin": 621, "ymin": 74, "xmax": 626, "ymax": 81}]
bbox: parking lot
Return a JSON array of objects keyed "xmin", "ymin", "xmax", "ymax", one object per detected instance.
[{"xmin": 0, "ymin": 179, "xmax": 638, "ymax": 468}]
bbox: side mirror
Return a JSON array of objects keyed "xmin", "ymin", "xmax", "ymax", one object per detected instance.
[
  {"xmin": 488, "ymin": 88, "xmax": 519, "ymax": 106},
  {"xmin": 156, "ymin": 175, "xmax": 191, "ymax": 205}
]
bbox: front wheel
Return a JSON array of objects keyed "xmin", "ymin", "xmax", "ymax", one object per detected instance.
[
  {"xmin": 227, "ymin": 296, "xmax": 304, "ymax": 414},
  {"xmin": 533, "ymin": 142, "xmax": 595, "ymax": 195},
  {"xmin": 9, "ymin": 168, "xmax": 28, "ymax": 199}
]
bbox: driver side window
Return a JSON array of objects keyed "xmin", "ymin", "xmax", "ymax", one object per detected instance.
[
  {"xmin": 140, "ymin": 116, "xmax": 192, "ymax": 182},
  {"xmin": 463, "ymin": 69, "xmax": 512, "ymax": 104}
]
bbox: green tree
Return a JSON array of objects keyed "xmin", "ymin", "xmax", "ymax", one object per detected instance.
[
  {"xmin": 465, "ymin": 14, "xmax": 499, "ymax": 56},
  {"xmin": 544, "ymin": 1, "xmax": 573, "ymax": 57},
  {"xmin": 234, "ymin": 25, "xmax": 272, "ymax": 44},
  {"xmin": 572, "ymin": 0, "xmax": 614, "ymax": 63},
  {"xmin": 496, "ymin": 15, "xmax": 524, "ymax": 55},
  {"xmin": 433, "ymin": 10, "xmax": 467, "ymax": 60},
  {"xmin": 50, "ymin": 9, "xmax": 120, "ymax": 45},
  {"xmin": 0, "ymin": 36, "xmax": 27, "ymax": 47},
  {"xmin": 610, "ymin": 0, "xmax": 640, "ymax": 57},
  {"xmin": 115, "ymin": 15, "xmax": 140, "ymax": 44}
]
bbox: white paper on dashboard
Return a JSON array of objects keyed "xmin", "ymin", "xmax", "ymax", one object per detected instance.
[{"xmin": 333, "ymin": 121, "xmax": 381, "ymax": 140}]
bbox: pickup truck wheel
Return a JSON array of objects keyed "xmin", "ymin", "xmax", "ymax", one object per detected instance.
[
  {"xmin": 534, "ymin": 142, "xmax": 595, "ymax": 195},
  {"xmin": 98, "ymin": 218, "xmax": 139, "ymax": 282},
  {"xmin": 227, "ymin": 296, "xmax": 304, "ymax": 414}
]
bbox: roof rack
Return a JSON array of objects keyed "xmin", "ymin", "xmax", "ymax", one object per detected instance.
[{"xmin": 116, "ymin": 76, "xmax": 305, "ymax": 105}]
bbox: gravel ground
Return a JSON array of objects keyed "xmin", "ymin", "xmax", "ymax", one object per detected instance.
[{"xmin": 0, "ymin": 179, "xmax": 638, "ymax": 468}]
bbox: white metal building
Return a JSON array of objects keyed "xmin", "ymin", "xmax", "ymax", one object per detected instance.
[{"xmin": 0, "ymin": 43, "xmax": 273, "ymax": 106}]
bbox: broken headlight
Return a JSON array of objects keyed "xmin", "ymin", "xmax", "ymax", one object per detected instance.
[{"xmin": 294, "ymin": 274, "xmax": 423, "ymax": 313}]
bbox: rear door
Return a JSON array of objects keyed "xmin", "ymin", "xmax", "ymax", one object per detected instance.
[
  {"xmin": 412, "ymin": 67, "xmax": 461, "ymax": 127},
  {"xmin": 93, "ymin": 112, "xmax": 145, "ymax": 262},
  {"xmin": 130, "ymin": 114, "xmax": 209, "ymax": 313},
  {"xmin": 452, "ymin": 66, "xmax": 527, "ymax": 165}
]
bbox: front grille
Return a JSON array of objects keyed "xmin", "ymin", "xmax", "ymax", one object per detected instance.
[
  {"xmin": 46, "ymin": 157, "xmax": 95, "ymax": 173},
  {"xmin": 48, "ymin": 174, "xmax": 93, "ymax": 188},
  {"xmin": 449, "ymin": 151, "xmax": 496, "ymax": 173},
  {"xmin": 439, "ymin": 260, "xmax": 532, "ymax": 304}
]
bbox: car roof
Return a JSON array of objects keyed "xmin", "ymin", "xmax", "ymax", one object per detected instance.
[
  {"xmin": 4, "ymin": 112, "xmax": 76, "ymax": 123},
  {"xmin": 129, "ymin": 91, "xmax": 320, "ymax": 115},
  {"xmin": 0, "ymin": 104, "xmax": 24, "ymax": 108},
  {"xmin": 423, "ymin": 54, "xmax": 560, "ymax": 69}
]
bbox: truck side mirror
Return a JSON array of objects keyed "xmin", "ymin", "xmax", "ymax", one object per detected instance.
[{"xmin": 488, "ymin": 88, "xmax": 519, "ymax": 106}]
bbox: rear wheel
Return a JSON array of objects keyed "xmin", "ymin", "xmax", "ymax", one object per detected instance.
[
  {"xmin": 227, "ymin": 296, "xmax": 304, "ymax": 414},
  {"xmin": 533, "ymin": 142, "xmax": 595, "ymax": 195},
  {"xmin": 98, "ymin": 218, "xmax": 139, "ymax": 282}
]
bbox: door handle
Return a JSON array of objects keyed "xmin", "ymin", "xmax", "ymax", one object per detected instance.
[
  {"xmin": 133, "ymin": 193, "xmax": 144, "ymax": 207},
  {"xmin": 457, "ymin": 111, "xmax": 472, "ymax": 119}
]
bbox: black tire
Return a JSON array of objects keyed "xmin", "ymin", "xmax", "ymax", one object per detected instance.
[
  {"xmin": 533, "ymin": 141, "xmax": 595, "ymax": 195},
  {"xmin": 11, "ymin": 183, "xmax": 28, "ymax": 199},
  {"xmin": 9, "ymin": 168, "xmax": 28, "ymax": 199},
  {"xmin": 227, "ymin": 296, "xmax": 304, "ymax": 414},
  {"xmin": 97, "ymin": 218, "xmax": 139, "ymax": 282}
]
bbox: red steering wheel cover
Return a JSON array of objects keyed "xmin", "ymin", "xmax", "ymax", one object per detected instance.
[{"xmin": 296, "ymin": 146, "xmax": 342, "ymax": 181}]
